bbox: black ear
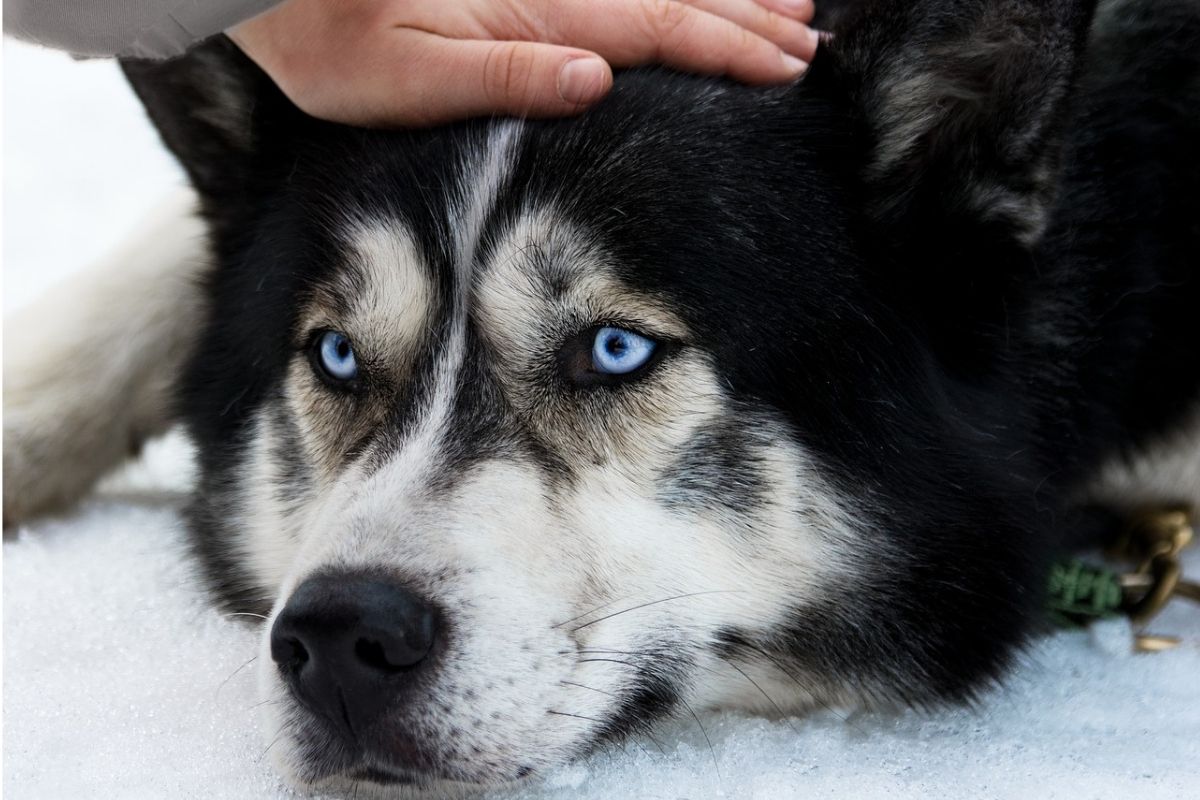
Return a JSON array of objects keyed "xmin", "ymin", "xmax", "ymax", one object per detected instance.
[
  {"xmin": 826, "ymin": 0, "xmax": 1097, "ymax": 244},
  {"xmin": 121, "ymin": 36, "xmax": 302, "ymax": 222}
]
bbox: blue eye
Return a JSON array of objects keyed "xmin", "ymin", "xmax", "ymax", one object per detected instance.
[
  {"xmin": 591, "ymin": 327, "xmax": 657, "ymax": 375},
  {"xmin": 316, "ymin": 331, "xmax": 358, "ymax": 382}
]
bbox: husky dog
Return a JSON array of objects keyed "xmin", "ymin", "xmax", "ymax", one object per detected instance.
[{"xmin": 4, "ymin": 0, "xmax": 1198, "ymax": 791}]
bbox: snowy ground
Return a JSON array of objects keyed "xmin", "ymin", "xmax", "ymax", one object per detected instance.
[{"xmin": 4, "ymin": 39, "xmax": 1200, "ymax": 800}]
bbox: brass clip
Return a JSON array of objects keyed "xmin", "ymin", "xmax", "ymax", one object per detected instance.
[
  {"xmin": 1112, "ymin": 505, "xmax": 1198, "ymax": 653},
  {"xmin": 1109, "ymin": 506, "xmax": 1193, "ymax": 564}
]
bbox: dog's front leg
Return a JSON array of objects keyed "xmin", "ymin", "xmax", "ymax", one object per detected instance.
[{"xmin": 4, "ymin": 191, "xmax": 209, "ymax": 524}]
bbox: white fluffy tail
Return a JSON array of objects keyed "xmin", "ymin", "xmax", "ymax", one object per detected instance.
[{"xmin": 4, "ymin": 191, "xmax": 209, "ymax": 524}]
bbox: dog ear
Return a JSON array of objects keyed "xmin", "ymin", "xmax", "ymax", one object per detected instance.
[
  {"xmin": 121, "ymin": 36, "xmax": 301, "ymax": 216},
  {"xmin": 826, "ymin": 0, "xmax": 1097, "ymax": 244}
]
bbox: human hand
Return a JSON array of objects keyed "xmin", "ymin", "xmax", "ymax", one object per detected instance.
[{"xmin": 229, "ymin": 0, "xmax": 817, "ymax": 127}]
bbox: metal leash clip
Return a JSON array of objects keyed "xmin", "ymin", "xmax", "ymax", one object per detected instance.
[{"xmin": 1109, "ymin": 506, "xmax": 1200, "ymax": 652}]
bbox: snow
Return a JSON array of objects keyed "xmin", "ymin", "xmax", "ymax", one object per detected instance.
[{"xmin": 4, "ymin": 39, "xmax": 1200, "ymax": 800}]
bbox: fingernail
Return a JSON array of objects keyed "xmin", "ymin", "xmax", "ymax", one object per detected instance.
[
  {"xmin": 781, "ymin": 52, "xmax": 808, "ymax": 76},
  {"xmin": 781, "ymin": 0, "xmax": 811, "ymax": 14},
  {"xmin": 558, "ymin": 57, "xmax": 608, "ymax": 105}
]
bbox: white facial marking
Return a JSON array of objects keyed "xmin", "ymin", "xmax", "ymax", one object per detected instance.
[
  {"xmin": 232, "ymin": 410, "xmax": 301, "ymax": 599},
  {"xmin": 320, "ymin": 221, "xmax": 434, "ymax": 360}
]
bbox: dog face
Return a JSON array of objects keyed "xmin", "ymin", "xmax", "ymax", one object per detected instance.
[
  {"xmin": 199, "ymin": 92, "xmax": 875, "ymax": 788},
  {"xmin": 123, "ymin": 0, "xmax": 1097, "ymax": 790}
]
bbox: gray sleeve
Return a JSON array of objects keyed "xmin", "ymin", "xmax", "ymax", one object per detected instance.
[{"xmin": 4, "ymin": 0, "xmax": 281, "ymax": 59}]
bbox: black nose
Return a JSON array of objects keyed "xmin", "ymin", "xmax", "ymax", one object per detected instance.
[{"xmin": 270, "ymin": 571, "xmax": 438, "ymax": 738}]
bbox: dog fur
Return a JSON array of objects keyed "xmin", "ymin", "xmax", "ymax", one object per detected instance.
[{"xmin": 4, "ymin": 0, "xmax": 1198, "ymax": 792}]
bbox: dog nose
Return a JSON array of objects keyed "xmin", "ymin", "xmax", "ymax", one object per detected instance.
[{"xmin": 269, "ymin": 571, "xmax": 438, "ymax": 737}]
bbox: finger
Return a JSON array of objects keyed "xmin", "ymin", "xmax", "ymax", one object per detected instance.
[
  {"xmin": 395, "ymin": 0, "xmax": 813, "ymax": 83},
  {"xmin": 751, "ymin": 0, "xmax": 816, "ymax": 24},
  {"xmin": 678, "ymin": 0, "xmax": 818, "ymax": 60},
  {"xmin": 337, "ymin": 32, "xmax": 614, "ymax": 127},
  {"xmin": 596, "ymin": 0, "xmax": 809, "ymax": 83}
]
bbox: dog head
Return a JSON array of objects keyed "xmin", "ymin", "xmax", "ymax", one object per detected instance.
[{"xmin": 123, "ymin": 0, "xmax": 1095, "ymax": 790}]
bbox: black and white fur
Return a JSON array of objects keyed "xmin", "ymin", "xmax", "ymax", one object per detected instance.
[{"xmin": 4, "ymin": 0, "xmax": 1198, "ymax": 792}]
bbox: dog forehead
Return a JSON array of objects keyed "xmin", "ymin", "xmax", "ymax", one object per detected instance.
[
  {"xmin": 300, "ymin": 101, "xmax": 755, "ymax": 374},
  {"xmin": 318, "ymin": 122, "xmax": 690, "ymax": 338}
]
